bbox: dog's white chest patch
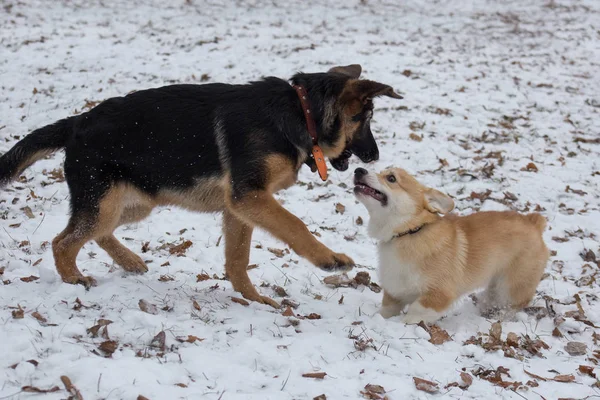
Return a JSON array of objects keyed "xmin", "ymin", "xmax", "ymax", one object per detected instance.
[{"xmin": 378, "ymin": 242, "xmax": 423, "ymax": 300}]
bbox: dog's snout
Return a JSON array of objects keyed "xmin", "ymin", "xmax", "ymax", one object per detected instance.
[{"xmin": 354, "ymin": 168, "xmax": 368, "ymax": 177}]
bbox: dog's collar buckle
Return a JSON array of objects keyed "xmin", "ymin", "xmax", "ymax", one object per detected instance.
[{"xmin": 293, "ymin": 84, "xmax": 328, "ymax": 181}]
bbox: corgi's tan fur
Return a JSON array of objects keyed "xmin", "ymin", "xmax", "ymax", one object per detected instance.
[{"xmin": 353, "ymin": 167, "xmax": 549, "ymax": 323}]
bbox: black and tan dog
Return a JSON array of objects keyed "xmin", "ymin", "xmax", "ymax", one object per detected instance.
[{"xmin": 0, "ymin": 65, "xmax": 401, "ymax": 307}]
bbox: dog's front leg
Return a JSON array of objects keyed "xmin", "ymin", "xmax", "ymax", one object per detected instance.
[
  {"xmin": 227, "ymin": 190, "xmax": 354, "ymax": 271},
  {"xmin": 223, "ymin": 209, "xmax": 280, "ymax": 308},
  {"xmin": 403, "ymin": 290, "xmax": 453, "ymax": 324}
]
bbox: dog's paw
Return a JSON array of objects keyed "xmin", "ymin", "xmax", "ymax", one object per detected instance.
[
  {"xmin": 119, "ymin": 253, "xmax": 149, "ymax": 274},
  {"xmin": 317, "ymin": 252, "xmax": 355, "ymax": 272},
  {"xmin": 63, "ymin": 274, "xmax": 97, "ymax": 290}
]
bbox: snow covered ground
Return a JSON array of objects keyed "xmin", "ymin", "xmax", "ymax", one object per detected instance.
[{"xmin": 1, "ymin": 0, "xmax": 599, "ymax": 398}]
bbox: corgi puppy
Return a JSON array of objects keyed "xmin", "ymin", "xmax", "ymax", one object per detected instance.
[{"xmin": 353, "ymin": 167, "xmax": 549, "ymax": 324}]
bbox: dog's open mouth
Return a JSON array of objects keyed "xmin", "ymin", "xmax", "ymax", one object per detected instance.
[
  {"xmin": 330, "ymin": 150, "xmax": 352, "ymax": 171},
  {"xmin": 354, "ymin": 182, "xmax": 387, "ymax": 204}
]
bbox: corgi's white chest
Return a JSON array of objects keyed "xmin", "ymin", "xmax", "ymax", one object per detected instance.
[{"xmin": 378, "ymin": 242, "xmax": 424, "ymax": 301}]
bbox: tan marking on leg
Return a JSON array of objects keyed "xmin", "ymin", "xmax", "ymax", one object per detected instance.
[
  {"xmin": 156, "ymin": 176, "xmax": 226, "ymax": 212},
  {"xmin": 223, "ymin": 209, "xmax": 279, "ymax": 308},
  {"xmin": 96, "ymin": 235, "xmax": 148, "ymax": 273},
  {"xmin": 53, "ymin": 186, "xmax": 127, "ymax": 288},
  {"xmin": 226, "ymin": 190, "xmax": 353, "ymax": 270}
]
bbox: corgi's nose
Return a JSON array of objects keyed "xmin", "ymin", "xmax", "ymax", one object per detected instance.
[{"xmin": 354, "ymin": 168, "xmax": 368, "ymax": 177}]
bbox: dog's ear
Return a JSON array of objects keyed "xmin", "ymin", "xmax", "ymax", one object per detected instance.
[
  {"xmin": 328, "ymin": 64, "xmax": 362, "ymax": 79},
  {"xmin": 341, "ymin": 80, "xmax": 403, "ymax": 107},
  {"xmin": 424, "ymin": 188, "xmax": 454, "ymax": 214}
]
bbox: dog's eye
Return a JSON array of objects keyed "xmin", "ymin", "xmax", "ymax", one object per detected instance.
[{"xmin": 387, "ymin": 174, "xmax": 396, "ymax": 183}]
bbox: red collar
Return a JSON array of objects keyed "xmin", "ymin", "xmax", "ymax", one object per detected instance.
[{"xmin": 293, "ymin": 85, "xmax": 328, "ymax": 181}]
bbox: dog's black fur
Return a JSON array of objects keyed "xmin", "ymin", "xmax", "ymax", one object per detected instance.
[{"xmin": 0, "ymin": 65, "xmax": 401, "ymax": 304}]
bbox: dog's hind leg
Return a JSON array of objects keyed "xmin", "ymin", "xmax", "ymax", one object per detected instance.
[
  {"xmin": 52, "ymin": 185, "xmax": 125, "ymax": 288},
  {"xmin": 223, "ymin": 209, "xmax": 279, "ymax": 308},
  {"xmin": 505, "ymin": 248, "xmax": 548, "ymax": 310},
  {"xmin": 96, "ymin": 204, "xmax": 153, "ymax": 273}
]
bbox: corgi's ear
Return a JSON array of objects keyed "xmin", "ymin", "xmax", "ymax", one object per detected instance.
[{"xmin": 424, "ymin": 188, "xmax": 454, "ymax": 214}]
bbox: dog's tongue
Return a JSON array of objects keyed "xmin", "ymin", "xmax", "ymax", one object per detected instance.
[{"xmin": 330, "ymin": 150, "xmax": 352, "ymax": 171}]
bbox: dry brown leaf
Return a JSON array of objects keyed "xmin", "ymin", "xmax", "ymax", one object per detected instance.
[
  {"xmin": 413, "ymin": 377, "xmax": 439, "ymax": 393},
  {"xmin": 409, "ymin": 133, "xmax": 423, "ymax": 142},
  {"xmin": 313, "ymin": 395, "xmax": 327, "ymax": 400},
  {"xmin": 282, "ymin": 306, "xmax": 294, "ymax": 317},
  {"xmin": 578, "ymin": 365, "xmax": 596, "ymax": 378},
  {"xmin": 150, "ymin": 331, "xmax": 166, "ymax": 351},
  {"xmin": 196, "ymin": 273, "xmax": 210, "ymax": 282},
  {"xmin": 31, "ymin": 311, "xmax": 47, "ymax": 324},
  {"xmin": 61, "ymin": 375, "xmax": 83, "ymax": 400},
  {"xmin": 338, "ymin": 294, "xmax": 344, "ymax": 305},
  {"xmin": 521, "ymin": 162, "xmax": 538, "ymax": 172},
  {"xmin": 138, "ymin": 299, "xmax": 159, "ymax": 315},
  {"xmin": 158, "ymin": 275, "xmax": 174, "ymax": 282},
  {"xmin": 272, "ymin": 285, "xmax": 288, "ymax": 297},
  {"xmin": 364, "ymin": 384, "xmax": 385, "ymax": 394},
  {"xmin": 553, "ymin": 374, "xmax": 575, "ymax": 383},
  {"xmin": 12, "ymin": 305, "xmax": 24, "ymax": 319},
  {"xmin": 323, "ymin": 273, "xmax": 352, "ymax": 287},
  {"xmin": 22, "ymin": 206, "xmax": 35, "ymax": 219},
  {"xmin": 427, "ymin": 324, "xmax": 452, "ymax": 345},
  {"xmin": 489, "ymin": 321, "xmax": 502, "ymax": 341},
  {"xmin": 305, "ymin": 313, "xmax": 321, "ymax": 320},
  {"xmin": 552, "ymin": 327, "xmax": 564, "ymax": 338},
  {"xmin": 506, "ymin": 332, "xmax": 519, "ymax": 347},
  {"xmin": 524, "ymin": 370, "xmax": 547, "ymax": 381},
  {"xmin": 302, "ymin": 372, "xmax": 327, "ymax": 379},
  {"xmin": 356, "ymin": 216, "xmax": 363, "ymax": 225},
  {"xmin": 137, "ymin": 396, "xmax": 150, "ymax": 400},
  {"xmin": 169, "ymin": 240, "xmax": 192, "ymax": 256},
  {"xmin": 176, "ymin": 335, "xmax": 204, "ymax": 344},
  {"xmin": 22, "ymin": 385, "xmax": 60, "ymax": 394},
  {"xmin": 335, "ymin": 203, "xmax": 346, "ymax": 214},
  {"xmin": 354, "ymin": 271, "xmax": 371, "ymax": 286},
  {"xmin": 231, "ymin": 297, "xmax": 250, "ymax": 306},
  {"xmin": 98, "ymin": 340, "xmax": 118, "ymax": 356},
  {"xmin": 192, "ymin": 300, "xmax": 201, "ymax": 311},
  {"xmin": 87, "ymin": 319, "xmax": 113, "ymax": 338},
  {"xmin": 32, "ymin": 258, "xmax": 42, "ymax": 267},
  {"xmin": 268, "ymin": 247, "xmax": 286, "ymax": 258},
  {"xmin": 20, "ymin": 275, "xmax": 39, "ymax": 282},
  {"xmin": 460, "ymin": 372, "xmax": 473, "ymax": 389},
  {"xmin": 565, "ymin": 342, "xmax": 587, "ymax": 356}
]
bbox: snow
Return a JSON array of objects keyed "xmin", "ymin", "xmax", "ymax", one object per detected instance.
[{"xmin": 1, "ymin": 0, "xmax": 599, "ymax": 399}]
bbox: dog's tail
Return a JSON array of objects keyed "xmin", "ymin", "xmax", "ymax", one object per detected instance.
[
  {"xmin": 0, "ymin": 118, "xmax": 72, "ymax": 186},
  {"xmin": 526, "ymin": 213, "xmax": 547, "ymax": 232}
]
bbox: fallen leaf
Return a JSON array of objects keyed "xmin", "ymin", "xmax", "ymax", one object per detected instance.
[
  {"xmin": 87, "ymin": 319, "xmax": 113, "ymax": 337},
  {"xmin": 32, "ymin": 258, "xmax": 42, "ymax": 266},
  {"xmin": 302, "ymin": 372, "xmax": 327, "ymax": 379},
  {"xmin": 427, "ymin": 324, "xmax": 452, "ymax": 345},
  {"xmin": 305, "ymin": 313, "xmax": 321, "ymax": 320},
  {"xmin": 231, "ymin": 297, "xmax": 250, "ymax": 306},
  {"xmin": 192, "ymin": 300, "xmax": 201, "ymax": 311},
  {"xmin": 356, "ymin": 216, "xmax": 363, "ymax": 225},
  {"xmin": 196, "ymin": 273, "xmax": 210, "ymax": 282},
  {"xmin": 565, "ymin": 342, "xmax": 587, "ymax": 356},
  {"xmin": 150, "ymin": 331, "xmax": 166, "ymax": 351},
  {"xmin": 489, "ymin": 321, "xmax": 502, "ymax": 341},
  {"xmin": 524, "ymin": 370, "xmax": 548, "ymax": 381},
  {"xmin": 12, "ymin": 305, "xmax": 24, "ymax": 319},
  {"xmin": 323, "ymin": 273, "xmax": 352, "ymax": 287},
  {"xmin": 313, "ymin": 395, "xmax": 327, "ymax": 400},
  {"xmin": 138, "ymin": 299, "xmax": 159, "ymax": 315},
  {"xmin": 460, "ymin": 372, "xmax": 473, "ymax": 389},
  {"xmin": 159, "ymin": 275, "xmax": 174, "ymax": 282},
  {"xmin": 338, "ymin": 294, "xmax": 344, "ymax": 305},
  {"xmin": 20, "ymin": 275, "xmax": 39, "ymax": 282},
  {"xmin": 553, "ymin": 374, "xmax": 575, "ymax": 383},
  {"xmin": 137, "ymin": 396, "xmax": 150, "ymax": 400},
  {"xmin": 22, "ymin": 385, "xmax": 60, "ymax": 394},
  {"xmin": 335, "ymin": 203, "xmax": 346, "ymax": 214},
  {"xmin": 552, "ymin": 327, "xmax": 564, "ymax": 337},
  {"xmin": 31, "ymin": 311, "xmax": 47, "ymax": 324},
  {"xmin": 169, "ymin": 240, "xmax": 192, "ymax": 256},
  {"xmin": 578, "ymin": 365, "xmax": 596, "ymax": 378},
  {"xmin": 282, "ymin": 306, "xmax": 294, "ymax": 317},
  {"xmin": 98, "ymin": 340, "xmax": 118, "ymax": 357},
  {"xmin": 413, "ymin": 377, "xmax": 439, "ymax": 393},
  {"xmin": 60, "ymin": 375, "xmax": 83, "ymax": 400},
  {"xmin": 364, "ymin": 384, "xmax": 385, "ymax": 394},
  {"xmin": 521, "ymin": 162, "xmax": 538, "ymax": 172},
  {"xmin": 409, "ymin": 133, "xmax": 422, "ymax": 142},
  {"xmin": 22, "ymin": 206, "xmax": 35, "ymax": 219},
  {"xmin": 175, "ymin": 335, "xmax": 204, "ymax": 343},
  {"xmin": 354, "ymin": 271, "xmax": 371, "ymax": 286},
  {"xmin": 281, "ymin": 299, "xmax": 299, "ymax": 309},
  {"xmin": 506, "ymin": 332, "xmax": 520, "ymax": 347},
  {"xmin": 272, "ymin": 285, "xmax": 288, "ymax": 297},
  {"xmin": 268, "ymin": 247, "xmax": 286, "ymax": 258}
]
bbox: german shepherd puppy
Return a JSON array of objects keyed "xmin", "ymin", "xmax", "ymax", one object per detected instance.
[{"xmin": 0, "ymin": 65, "xmax": 401, "ymax": 307}]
